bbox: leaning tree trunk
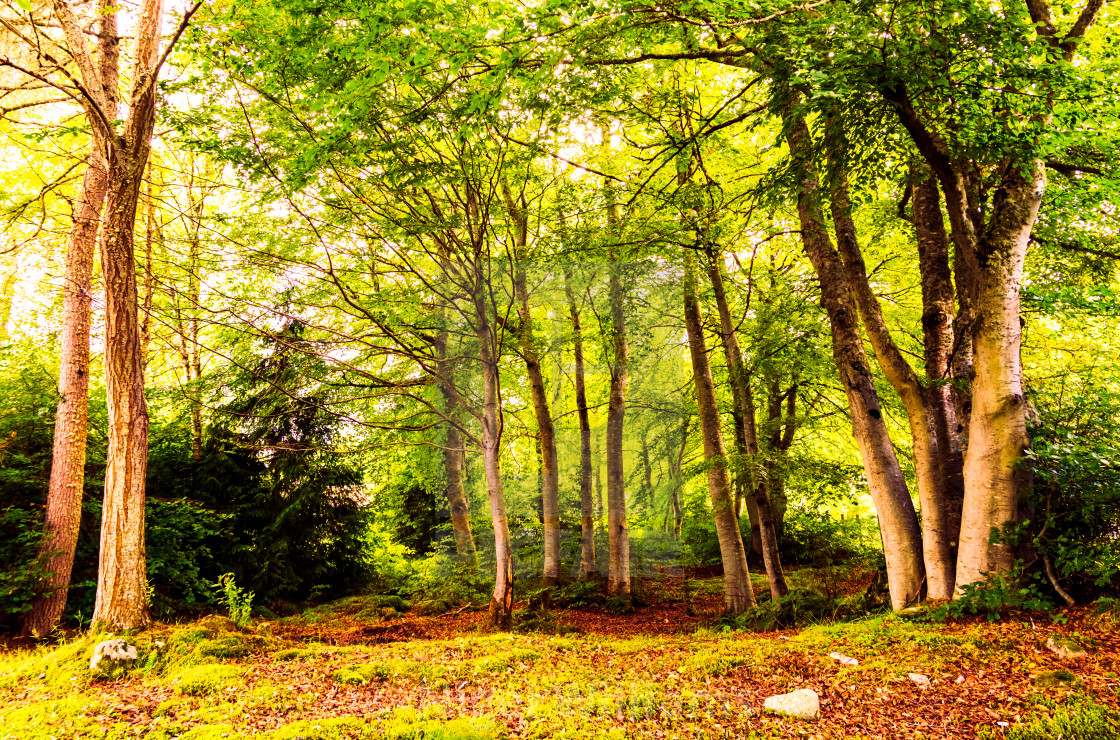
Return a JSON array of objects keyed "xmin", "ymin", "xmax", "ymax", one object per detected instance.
[
  {"xmin": 704, "ymin": 247, "xmax": 788, "ymax": 599},
  {"xmin": 683, "ymin": 253, "xmax": 755, "ymax": 613},
  {"xmin": 785, "ymin": 108, "xmax": 925, "ymax": 610},
  {"xmin": 22, "ymin": 0, "xmax": 119, "ymax": 638},
  {"xmin": 566, "ymin": 278, "xmax": 596, "ymax": 580},
  {"xmin": 827, "ymin": 146, "xmax": 955, "ymax": 600}
]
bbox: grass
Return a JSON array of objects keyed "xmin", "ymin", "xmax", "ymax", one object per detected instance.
[{"xmin": 0, "ymin": 585, "xmax": 1116, "ymax": 739}]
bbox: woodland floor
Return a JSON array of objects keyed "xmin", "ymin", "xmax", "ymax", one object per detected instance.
[{"xmin": 1, "ymin": 571, "xmax": 1118, "ymax": 739}]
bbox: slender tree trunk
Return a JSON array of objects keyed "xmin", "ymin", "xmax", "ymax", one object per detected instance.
[
  {"xmin": 0, "ymin": 267, "xmax": 17, "ymax": 344},
  {"xmin": 566, "ymin": 277, "xmax": 596, "ymax": 580},
  {"xmin": 23, "ymin": 1, "xmax": 119, "ymax": 637},
  {"xmin": 827, "ymin": 146, "xmax": 953, "ymax": 600},
  {"xmin": 91, "ymin": 0, "xmax": 164, "ymax": 631},
  {"xmin": 670, "ymin": 416, "xmax": 688, "ymax": 540},
  {"xmin": 22, "ymin": 151, "xmax": 109, "ymax": 637},
  {"xmin": 593, "ymin": 433, "xmax": 604, "ymax": 530},
  {"xmin": 913, "ymin": 169, "xmax": 966, "ymax": 594},
  {"xmin": 434, "ymin": 327, "xmax": 476, "ymax": 568},
  {"xmin": 605, "ymin": 254, "xmax": 631, "ymax": 599},
  {"xmin": 683, "ymin": 253, "xmax": 755, "ymax": 613},
  {"xmin": 785, "ymin": 107, "xmax": 925, "ymax": 610},
  {"xmin": 476, "ymin": 284, "xmax": 513, "ymax": 628},
  {"xmin": 503, "ymin": 184, "xmax": 560, "ymax": 589},
  {"xmin": 704, "ymin": 247, "xmax": 788, "ymax": 599}
]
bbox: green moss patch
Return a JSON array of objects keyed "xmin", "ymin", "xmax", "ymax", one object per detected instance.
[{"xmin": 172, "ymin": 664, "xmax": 245, "ymax": 696}]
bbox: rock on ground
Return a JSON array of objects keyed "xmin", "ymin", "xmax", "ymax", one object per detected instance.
[
  {"xmin": 1046, "ymin": 636, "xmax": 1088, "ymax": 660},
  {"xmin": 763, "ymin": 688, "xmax": 820, "ymax": 720},
  {"xmin": 89, "ymin": 639, "xmax": 138, "ymax": 674}
]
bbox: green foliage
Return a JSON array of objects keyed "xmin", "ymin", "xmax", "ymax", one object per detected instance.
[
  {"xmin": 930, "ymin": 565, "xmax": 1056, "ymax": 622},
  {"xmin": 0, "ymin": 507, "xmax": 49, "ymax": 628},
  {"xmin": 722, "ymin": 587, "xmax": 886, "ymax": 631},
  {"xmin": 1005, "ymin": 695, "xmax": 1120, "ymax": 740},
  {"xmin": 215, "ymin": 573, "xmax": 254, "ymax": 629}
]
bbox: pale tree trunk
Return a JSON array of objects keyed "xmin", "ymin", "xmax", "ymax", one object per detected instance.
[
  {"xmin": 827, "ymin": 140, "xmax": 955, "ymax": 600},
  {"xmin": 704, "ymin": 247, "xmax": 788, "ymax": 599},
  {"xmin": 89, "ymin": 0, "xmax": 165, "ymax": 631},
  {"xmin": 433, "ymin": 318, "xmax": 476, "ymax": 568},
  {"xmin": 0, "ymin": 266, "xmax": 17, "ymax": 344},
  {"xmin": 566, "ymin": 275, "xmax": 596, "ymax": 580},
  {"xmin": 604, "ymin": 194, "xmax": 631, "ymax": 600},
  {"xmin": 593, "ymin": 433, "xmax": 604, "ymax": 530},
  {"xmin": 477, "ymin": 283, "xmax": 513, "ymax": 627},
  {"xmin": 502, "ymin": 183, "xmax": 560, "ymax": 589},
  {"xmin": 785, "ymin": 107, "xmax": 925, "ymax": 610},
  {"xmin": 22, "ymin": 0, "xmax": 119, "ymax": 637},
  {"xmin": 668, "ymin": 416, "xmax": 688, "ymax": 539},
  {"xmin": 955, "ymin": 167, "xmax": 1040, "ymax": 585},
  {"xmin": 683, "ymin": 252, "xmax": 755, "ymax": 613}
]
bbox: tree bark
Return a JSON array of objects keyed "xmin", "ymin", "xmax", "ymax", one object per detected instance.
[
  {"xmin": 827, "ymin": 141, "xmax": 955, "ymax": 600},
  {"xmin": 566, "ymin": 276, "xmax": 596, "ymax": 580},
  {"xmin": 785, "ymin": 106, "xmax": 925, "ymax": 610},
  {"xmin": 683, "ymin": 252, "xmax": 755, "ymax": 613},
  {"xmin": 704, "ymin": 247, "xmax": 788, "ymax": 599},
  {"xmin": 90, "ymin": 0, "xmax": 165, "ymax": 630},
  {"xmin": 434, "ymin": 326, "xmax": 476, "ymax": 568},
  {"xmin": 22, "ymin": 151, "xmax": 109, "ymax": 637},
  {"xmin": 22, "ymin": 0, "xmax": 119, "ymax": 637},
  {"xmin": 503, "ymin": 184, "xmax": 560, "ymax": 589}
]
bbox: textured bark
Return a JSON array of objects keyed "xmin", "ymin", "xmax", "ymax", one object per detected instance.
[
  {"xmin": 604, "ymin": 225, "xmax": 631, "ymax": 598},
  {"xmin": 566, "ymin": 277, "xmax": 596, "ymax": 580},
  {"xmin": 827, "ymin": 146, "xmax": 954, "ymax": 600},
  {"xmin": 666, "ymin": 416, "xmax": 688, "ymax": 539},
  {"xmin": 476, "ymin": 276, "xmax": 513, "ymax": 628},
  {"xmin": 503, "ymin": 186, "xmax": 560, "ymax": 588},
  {"xmin": 22, "ymin": 1, "xmax": 119, "ymax": 637},
  {"xmin": 955, "ymin": 167, "xmax": 1040, "ymax": 586},
  {"xmin": 913, "ymin": 169, "xmax": 966, "ymax": 592},
  {"xmin": 683, "ymin": 253, "xmax": 755, "ymax": 613},
  {"xmin": 704, "ymin": 248, "xmax": 788, "ymax": 599},
  {"xmin": 90, "ymin": 0, "xmax": 165, "ymax": 630},
  {"xmin": 434, "ymin": 326, "xmax": 476, "ymax": 568},
  {"xmin": 785, "ymin": 108, "xmax": 925, "ymax": 610},
  {"xmin": 22, "ymin": 152, "xmax": 109, "ymax": 638}
]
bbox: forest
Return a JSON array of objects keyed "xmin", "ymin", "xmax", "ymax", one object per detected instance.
[{"xmin": 0, "ymin": 0, "xmax": 1119, "ymax": 737}]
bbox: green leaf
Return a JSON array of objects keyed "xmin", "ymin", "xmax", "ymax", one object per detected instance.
[{"xmin": 15, "ymin": 0, "xmax": 31, "ymax": 10}]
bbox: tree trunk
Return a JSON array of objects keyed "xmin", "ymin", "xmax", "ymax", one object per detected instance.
[
  {"xmin": 785, "ymin": 108, "xmax": 925, "ymax": 610},
  {"xmin": 566, "ymin": 278, "xmax": 596, "ymax": 580},
  {"xmin": 91, "ymin": 0, "xmax": 164, "ymax": 631},
  {"xmin": 0, "ymin": 266, "xmax": 17, "ymax": 344},
  {"xmin": 22, "ymin": 149, "xmax": 110, "ymax": 637},
  {"xmin": 504, "ymin": 183, "xmax": 560, "ymax": 589},
  {"xmin": 827, "ymin": 145, "xmax": 954, "ymax": 600},
  {"xmin": 913, "ymin": 168, "xmax": 966, "ymax": 595},
  {"xmin": 955, "ymin": 165, "xmax": 1041, "ymax": 588},
  {"xmin": 605, "ymin": 253, "xmax": 631, "ymax": 599},
  {"xmin": 476, "ymin": 285, "xmax": 513, "ymax": 628},
  {"xmin": 683, "ymin": 253, "xmax": 755, "ymax": 613},
  {"xmin": 23, "ymin": 1, "xmax": 119, "ymax": 637},
  {"xmin": 704, "ymin": 247, "xmax": 788, "ymax": 599}
]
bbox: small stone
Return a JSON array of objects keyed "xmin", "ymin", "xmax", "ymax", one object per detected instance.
[
  {"xmin": 1045, "ymin": 636, "xmax": 1088, "ymax": 660},
  {"xmin": 955, "ymin": 674, "xmax": 965, "ymax": 684},
  {"xmin": 89, "ymin": 639, "xmax": 138, "ymax": 674},
  {"xmin": 763, "ymin": 688, "xmax": 820, "ymax": 720},
  {"xmin": 829, "ymin": 652, "xmax": 858, "ymax": 666},
  {"xmin": 908, "ymin": 672, "xmax": 931, "ymax": 688},
  {"xmin": 154, "ymin": 641, "xmax": 166, "ymax": 649}
]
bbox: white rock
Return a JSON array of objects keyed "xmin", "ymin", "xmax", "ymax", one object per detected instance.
[
  {"xmin": 89, "ymin": 639, "xmax": 137, "ymax": 673},
  {"xmin": 1045, "ymin": 637, "xmax": 1088, "ymax": 660},
  {"xmin": 763, "ymin": 688, "xmax": 820, "ymax": 720},
  {"xmin": 908, "ymin": 672, "xmax": 931, "ymax": 688},
  {"xmin": 829, "ymin": 652, "xmax": 859, "ymax": 666}
]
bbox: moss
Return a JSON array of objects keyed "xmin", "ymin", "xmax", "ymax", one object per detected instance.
[
  {"xmin": 1034, "ymin": 669, "xmax": 1079, "ymax": 689},
  {"xmin": 195, "ymin": 635, "xmax": 251, "ymax": 659},
  {"xmin": 179, "ymin": 723, "xmax": 242, "ymax": 740},
  {"xmin": 172, "ymin": 664, "xmax": 245, "ymax": 696},
  {"xmin": 0, "ymin": 697, "xmax": 99, "ymax": 739},
  {"xmin": 273, "ymin": 648, "xmax": 316, "ymax": 662},
  {"xmin": 1009, "ymin": 695, "xmax": 1120, "ymax": 740},
  {"xmin": 331, "ymin": 662, "xmax": 393, "ymax": 686}
]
